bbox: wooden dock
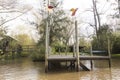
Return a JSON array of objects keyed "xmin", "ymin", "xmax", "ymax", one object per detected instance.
[{"xmin": 46, "ymin": 55, "xmax": 111, "ymax": 72}]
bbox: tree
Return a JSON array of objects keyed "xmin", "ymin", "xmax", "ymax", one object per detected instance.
[
  {"xmin": 14, "ymin": 34, "xmax": 35, "ymax": 45},
  {"xmin": 112, "ymin": 0, "xmax": 120, "ymax": 18},
  {"xmin": 112, "ymin": 35, "xmax": 120, "ymax": 53},
  {"xmin": 37, "ymin": 1, "xmax": 73, "ymax": 47},
  {"xmin": 84, "ymin": 0, "xmax": 114, "ymax": 49},
  {"xmin": 92, "ymin": 0, "xmax": 100, "ymax": 39},
  {"xmin": 0, "ymin": 0, "xmax": 32, "ymax": 38},
  {"xmin": 92, "ymin": 24, "xmax": 113, "ymax": 51},
  {"xmin": 0, "ymin": 26, "xmax": 7, "ymax": 39}
]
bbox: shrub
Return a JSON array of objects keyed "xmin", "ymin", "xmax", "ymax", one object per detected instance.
[{"xmin": 30, "ymin": 45, "xmax": 45, "ymax": 61}]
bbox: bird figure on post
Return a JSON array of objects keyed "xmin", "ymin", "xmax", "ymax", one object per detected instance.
[
  {"xmin": 70, "ymin": 8, "xmax": 78, "ymax": 16},
  {"xmin": 48, "ymin": 2, "xmax": 59, "ymax": 9}
]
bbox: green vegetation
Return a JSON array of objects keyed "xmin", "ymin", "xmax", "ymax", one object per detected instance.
[
  {"xmin": 112, "ymin": 54, "xmax": 120, "ymax": 58},
  {"xmin": 0, "ymin": 36, "xmax": 22, "ymax": 60},
  {"xmin": 0, "ymin": 35, "xmax": 36, "ymax": 60},
  {"xmin": 92, "ymin": 24, "xmax": 113, "ymax": 50},
  {"xmin": 30, "ymin": 45, "xmax": 45, "ymax": 61},
  {"xmin": 112, "ymin": 35, "xmax": 120, "ymax": 54}
]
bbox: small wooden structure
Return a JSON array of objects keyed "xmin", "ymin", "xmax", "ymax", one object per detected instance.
[{"xmin": 46, "ymin": 54, "xmax": 111, "ymax": 71}]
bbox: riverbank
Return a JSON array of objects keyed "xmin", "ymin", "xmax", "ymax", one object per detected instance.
[{"xmin": 112, "ymin": 54, "xmax": 120, "ymax": 58}]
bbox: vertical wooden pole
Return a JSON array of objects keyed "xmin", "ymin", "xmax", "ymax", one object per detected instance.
[
  {"xmin": 45, "ymin": 19, "xmax": 49, "ymax": 72},
  {"xmin": 45, "ymin": 0, "xmax": 50, "ymax": 73},
  {"xmin": 90, "ymin": 43, "xmax": 93, "ymax": 70},
  {"xmin": 73, "ymin": 44, "xmax": 75, "ymax": 57},
  {"xmin": 75, "ymin": 20, "xmax": 80, "ymax": 71},
  {"xmin": 107, "ymin": 37, "xmax": 111, "ymax": 68}
]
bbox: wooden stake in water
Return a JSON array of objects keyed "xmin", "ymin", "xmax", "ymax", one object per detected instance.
[
  {"xmin": 45, "ymin": 0, "xmax": 50, "ymax": 73},
  {"xmin": 75, "ymin": 20, "xmax": 80, "ymax": 71},
  {"xmin": 45, "ymin": 18, "xmax": 49, "ymax": 73},
  {"xmin": 107, "ymin": 37, "xmax": 111, "ymax": 68}
]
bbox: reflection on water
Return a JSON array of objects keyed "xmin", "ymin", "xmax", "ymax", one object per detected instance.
[{"xmin": 0, "ymin": 58, "xmax": 120, "ymax": 80}]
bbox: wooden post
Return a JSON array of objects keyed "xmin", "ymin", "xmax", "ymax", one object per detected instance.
[
  {"xmin": 73, "ymin": 44, "xmax": 75, "ymax": 57},
  {"xmin": 90, "ymin": 43, "xmax": 93, "ymax": 70},
  {"xmin": 75, "ymin": 20, "xmax": 80, "ymax": 71},
  {"xmin": 45, "ymin": 0, "xmax": 50, "ymax": 72},
  {"xmin": 107, "ymin": 37, "xmax": 111, "ymax": 68},
  {"xmin": 44, "ymin": 0, "xmax": 52, "ymax": 73},
  {"xmin": 45, "ymin": 18, "xmax": 49, "ymax": 72}
]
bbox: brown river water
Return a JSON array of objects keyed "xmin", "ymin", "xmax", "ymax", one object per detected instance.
[{"xmin": 0, "ymin": 58, "xmax": 120, "ymax": 80}]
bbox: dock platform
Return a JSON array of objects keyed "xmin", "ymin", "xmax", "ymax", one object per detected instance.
[
  {"xmin": 46, "ymin": 55, "xmax": 111, "ymax": 72},
  {"xmin": 48, "ymin": 55, "xmax": 110, "ymax": 61}
]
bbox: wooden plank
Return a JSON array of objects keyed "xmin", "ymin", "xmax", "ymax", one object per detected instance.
[
  {"xmin": 48, "ymin": 56, "xmax": 76, "ymax": 61},
  {"xmin": 80, "ymin": 56, "xmax": 110, "ymax": 60},
  {"xmin": 47, "ymin": 55, "xmax": 110, "ymax": 61},
  {"xmin": 80, "ymin": 62, "xmax": 90, "ymax": 71}
]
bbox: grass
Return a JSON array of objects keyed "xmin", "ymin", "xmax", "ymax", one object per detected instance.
[{"xmin": 111, "ymin": 54, "xmax": 120, "ymax": 58}]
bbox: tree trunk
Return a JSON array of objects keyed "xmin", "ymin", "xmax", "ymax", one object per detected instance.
[
  {"xmin": 118, "ymin": 0, "xmax": 120, "ymax": 17},
  {"xmin": 92, "ymin": 0, "xmax": 99, "ymax": 48},
  {"xmin": 92, "ymin": 0, "xmax": 102, "ymax": 48},
  {"xmin": 92, "ymin": 0, "xmax": 98, "ymax": 38},
  {"xmin": 93, "ymin": 0, "xmax": 101, "ymax": 29}
]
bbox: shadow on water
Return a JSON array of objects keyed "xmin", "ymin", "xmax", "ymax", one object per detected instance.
[{"xmin": 0, "ymin": 58, "xmax": 120, "ymax": 80}]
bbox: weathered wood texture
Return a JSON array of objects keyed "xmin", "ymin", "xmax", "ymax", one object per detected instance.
[
  {"xmin": 48, "ymin": 55, "xmax": 110, "ymax": 61},
  {"xmin": 46, "ymin": 55, "xmax": 111, "ymax": 72}
]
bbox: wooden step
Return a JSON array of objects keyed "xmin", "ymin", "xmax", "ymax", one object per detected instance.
[{"xmin": 80, "ymin": 62, "xmax": 90, "ymax": 71}]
